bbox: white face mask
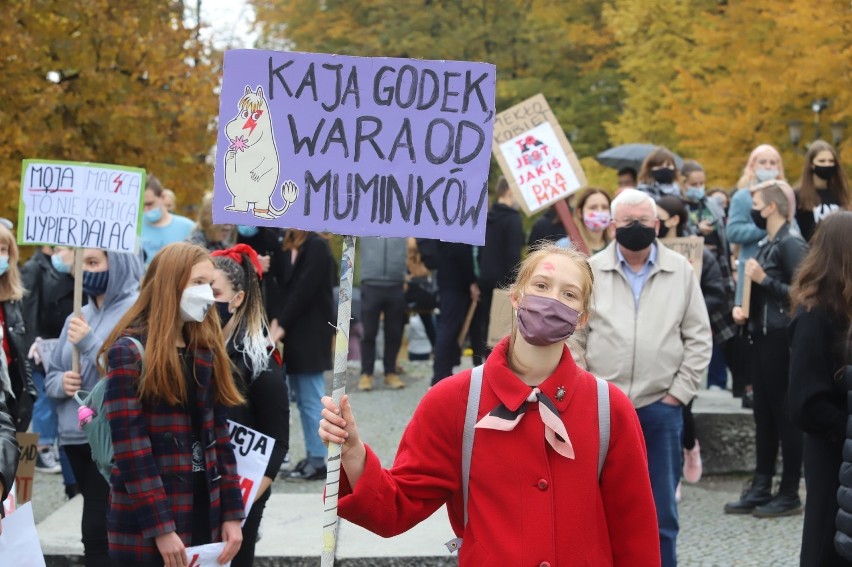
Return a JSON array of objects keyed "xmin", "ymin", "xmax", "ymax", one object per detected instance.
[{"xmin": 179, "ymin": 284, "xmax": 215, "ymax": 322}]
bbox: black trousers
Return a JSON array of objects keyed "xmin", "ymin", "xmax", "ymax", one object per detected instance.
[
  {"xmin": 65, "ymin": 443, "xmax": 110, "ymax": 567},
  {"xmin": 232, "ymin": 485, "xmax": 272, "ymax": 567},
  {"xmin": 359, "ymin": 283, "xmax": 407, "ymax": 375},
  {"xmin": 750, "ymin": 329, "xmax": 803, "ymax": 491},
  {"xmin": 432, "ymin": 289, "xmax": 471, "ymax": 385},
  {"xmin": 470, "ymin": 286, "xmax": 494, "ymax": 366},
  {"xmin": 801, "ymin": 434, "xmax": 851, "ymax": 566}
]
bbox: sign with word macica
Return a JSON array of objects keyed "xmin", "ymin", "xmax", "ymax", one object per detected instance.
[
  {"xmin": 213, "ymin": 50, "xmax": 496, "ymax": 245},
  {"xmin": 18, "ymin": 160, "xmax": 145, "ymax": 253}
]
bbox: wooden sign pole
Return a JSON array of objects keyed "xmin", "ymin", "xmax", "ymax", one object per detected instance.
[{"xmin": 71, "ymin": 248, "xmax": 83, "ymax": 373}]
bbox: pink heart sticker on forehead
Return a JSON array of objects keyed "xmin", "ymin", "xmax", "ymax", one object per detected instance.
[{"xmin": 541, "ymin": 261, "xmax": 555, "ymax": 273}]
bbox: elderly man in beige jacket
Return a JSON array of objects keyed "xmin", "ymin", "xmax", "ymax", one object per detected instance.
[{"xmin": 573, "ymin": 188, "xmax": 712, "ymax": 567}]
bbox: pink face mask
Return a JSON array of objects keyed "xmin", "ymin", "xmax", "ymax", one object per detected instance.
[
  {"xmin": 517, "ymin": 294, "xmax": 582, "ymax": 346},
  {"xmin": 583, "ymin": 211, "xmax": 611, "ymax": 231}
]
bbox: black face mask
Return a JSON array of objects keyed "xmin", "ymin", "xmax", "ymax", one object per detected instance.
[
  {"xmin": 215, "ymin": 301, "xmax": 233, "ymax": 327},
  {"xmin": 658, "ymin": 223, "xmax": 670, "ymax": 239},
  {"xmin": 813, "ymin": 165, "xmax": 837, "ymax": 181},
  {"xmin": 616, "ymin": 222, "xmax": 657, "ymax": 251},
  {"xmin": 651, "ymin": 168, "xmax": 675, "ymax": 185},
  {"xmin": 750, "ymin": 208, "xmax": 768, "ymax": 230}
]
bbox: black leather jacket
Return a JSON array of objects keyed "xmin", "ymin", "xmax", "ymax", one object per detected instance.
[
  {"xmin": 835, "ymin": 366, "xmax": 852, "ymax": 560},
  {"xmin": 2, "ymin": 300, "xmax": 36, "ymax": 432},
  {"xmin": 747, "ymin": 224, "xmax": 808, "ymax": 336},
  {"xmin": 0, "ymin": 398, "xmax": 17, "ymax": 517}
]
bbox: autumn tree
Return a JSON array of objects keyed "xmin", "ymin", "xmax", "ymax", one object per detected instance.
[
  {"xmin": 0, "ymin": 0, "xmax": 221, "ymax": 222},
  {"xmin": 250, "ymin": 0, "xmax": 623, "ymax": 159},
  {"xmin": 664, "ymin": 0, "xmax": 852, "ymax": 186}
]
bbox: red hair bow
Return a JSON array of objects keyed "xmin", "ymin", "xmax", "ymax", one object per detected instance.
[{"xmin": 212, "ymin": 243, "xmax": 263, "ymax": 279}]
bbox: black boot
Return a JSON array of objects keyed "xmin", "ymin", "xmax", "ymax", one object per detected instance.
[
  {"xmin": 724, "ymin": 474, "xmax": 773, "ymax": 514},
  {"xmin": 752, "ymin": 486, "xmax": 802, "ymax": 518}
]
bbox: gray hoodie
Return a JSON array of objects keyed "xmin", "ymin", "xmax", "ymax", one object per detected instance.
[
  {"xmin": 358, "ymin": 237, "xmax": 407, "ymax": 286},
  {"xmin": 45, "ymin": 252, "xmax": 144, "ymax": 446}
]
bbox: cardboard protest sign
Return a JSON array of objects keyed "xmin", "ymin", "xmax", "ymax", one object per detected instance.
[
  {"xmin": 14, "ymin": 433, "xmax": 38, "ymax": 505},
  {"xmin": 0, "ymin": 502, "xmax": 46, "ymax": 567},
  {"xmin": 492, "ymin": 94, "xmax": 587, "ymax": 215},
  {"xmin": 740, "ymin": 274, "xmax": 753, "ymax": 314},
  {"xmin": 212, "ymin": 50, "xmax": 496, "ymax": 245},
  {"xmin": 487, "ymin": 289, "xmax": 514, "ymax": 348},
  {"xmin": 17, "ymin": 160, "xmax": 145, "ymax": 253},
  {"xmin": 227, "ymin": 420, "xmax": 274, "ymax": 523},
  {"xmin": 185, "ymin": 542, "xmax": 228, "ymax": 567},
  {"xmin": 661, "ymin": 236, "xmax": 704, "ymax": 279}
]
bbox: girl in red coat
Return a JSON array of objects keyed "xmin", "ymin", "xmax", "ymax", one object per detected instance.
[
  {"xmin": 320, "ymin": 243, "xmax": 660, "ymax": 566},
  {"xmin": 100, "ymin": 243, "xmax": 245, "ymax": 567}
]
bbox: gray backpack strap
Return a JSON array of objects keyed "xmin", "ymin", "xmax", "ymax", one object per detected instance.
[
  {"xmin": 596, "ymin": 377, "xmax": 610, "ymax": 481},
  {"xmin": 125, "ymin": 337, "xmax": 145, "ymax": 360},
  {"xmin": 445, "ymin": 364, "xmax": 483, "ymax": 554}
]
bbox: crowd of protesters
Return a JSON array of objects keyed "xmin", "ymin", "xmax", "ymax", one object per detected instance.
[{"xmin": 0, "ymin": 136, "xmax": 850, "ymax": 566}]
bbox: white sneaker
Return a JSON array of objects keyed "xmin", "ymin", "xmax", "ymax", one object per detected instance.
[
  {"xmin": 36, "ymin": 446, "xmax": 61, "ymax": 473},
  {"xmin": 279, "ymin": 451, "xmax": 292, "ymax": 471}
]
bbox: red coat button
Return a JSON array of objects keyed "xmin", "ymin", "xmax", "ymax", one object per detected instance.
[
  {"xmin": 537, "ymin": 479, "xmax": 549, "ymax": 491},
  {"xmin": 539, "ymin": 562, "xmax": 552, "ymax": 567}
]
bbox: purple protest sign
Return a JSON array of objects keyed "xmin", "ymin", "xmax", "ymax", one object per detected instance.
[{"xmin": 213, "ymin": 50, "xmax": 496, "ymax": 245}]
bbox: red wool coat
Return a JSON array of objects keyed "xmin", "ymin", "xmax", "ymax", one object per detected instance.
[{"xmin": 338, "ymin": 338, "xmax": 660, "ymax": 566}]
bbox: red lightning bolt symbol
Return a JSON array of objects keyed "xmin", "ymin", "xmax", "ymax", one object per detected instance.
[
  {"xmin": 113, "ymin": 174, "xmax": 124, "ymax": 193},
  {"xmin": 242, "ymin": 109, "xmax": 263, "ymax": 136}
]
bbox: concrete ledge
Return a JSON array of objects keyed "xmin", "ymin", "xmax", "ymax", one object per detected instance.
[
  {"xmin": 40, "ymin": 493, "xmax": 458, "ymax": 566},
  {"xmin": 692, "ymin": 389, "xmax": 755, "ymax": 475}
]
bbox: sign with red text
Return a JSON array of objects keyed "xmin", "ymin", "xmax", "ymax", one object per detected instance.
[
  {"xmin": 492, "ymin": 94, "xmax": 587, "ymax": 215},
  {"xmin": 14, "ymin": 433, "xmax": 38, "ymax": 505},
  {"xmin": 227, "ymin": 420, "xmax": 274, "ymax": 524},
  {"xmin": 185, "ymin": 542, "xmax": 228, "ymax": 567},
  {"xmin": 17, "ymin": 160, "xmax": 145, "ymax": 253}
]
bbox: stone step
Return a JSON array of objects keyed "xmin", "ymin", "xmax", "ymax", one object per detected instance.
[{"xmin": 692, "ymin": 388, "xmax": 755, "ymax": 475}]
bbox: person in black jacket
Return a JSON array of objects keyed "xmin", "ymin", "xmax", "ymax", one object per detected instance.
[
  {"xmin": 787, "ymin": 212, "xmax": 852, "ymax": 565},
  {"xmin": 271, "ymin": 230, "xmax": 335, "ymax": 481},
  {"xmin": 726, "ymin": 180, "xmax": 807, "ymax": 517},
  {"xmin": 0, "ymin": 225, "xmax": 35, "ymax": 434},
  {"xmin": 0, "ymin": 397, "xmax": 18, "ymax": 530},
  {"xmin": 431, "ymin": 241, "xmax": 478, "ymax": 385},
  {"xmin": 527, "ymin": 204, "xmax": 568, "ymax": 247},
  {"xmin": 794, "ymin": 140, "xmax": 850, "ymax": 242},
  {"xmin": 836, "ymin": 365, "xmax": 852, "ymax": 562},
  {"xmin": 212, "ymin": 244, "xmax": 289, "ymax": 567},
  {"xmin": 470, "ymin": 177, "xmax": 525, "ymax": 365},
  {"xmin": 20, "ymin": 245, "xmax": 81, "ymax": 480}
]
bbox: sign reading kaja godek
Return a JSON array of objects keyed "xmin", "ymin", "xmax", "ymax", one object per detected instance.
[
  {"xmin": 17, "ymin": 160, "xmax": 145, "ymax": 253},
  {"xmin": 492, "ymin": 94, "xmax": 587, "ymax": 215},
  {"xmin": 213, "ymin": 50, "xmax": 496, "ymax": 245}
]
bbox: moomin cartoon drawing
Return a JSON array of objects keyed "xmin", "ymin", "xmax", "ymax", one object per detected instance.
[{"xmin": 224, "ymin": 85, "xmax": 299, "ymax": 219}]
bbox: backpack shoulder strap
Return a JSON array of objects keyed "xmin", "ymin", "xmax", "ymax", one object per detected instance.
[
  {"xmin": 462, "ymin": 364, "xmax": 483, "ymax": 526},
  {"xmin": 596, "ymin": 377, "xmax": 610, "ymax": 481},
  {"xmin": 445, "ymin": 364, "xmax": 483, "ymax": 553}
]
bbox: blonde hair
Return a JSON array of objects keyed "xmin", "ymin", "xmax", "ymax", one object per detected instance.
[
  {"xmin": 0, "ymin": 225, "xmax": 24, "ymax": 302},
  {"xmin": 196, "ymin": 192, "xmax": 232, "ymax": 244},
  {"xmin": 737, "ymin": 144, "xmax": 786, "ymax": 188},
  {"xmin": 508, "ymin": 242, "xmax": 594, "ymax": 313}
]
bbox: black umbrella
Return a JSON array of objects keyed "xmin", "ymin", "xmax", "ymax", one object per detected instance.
[{"xmin": 596, "ymin": 143, "xmax": 684, "ymax": 171}]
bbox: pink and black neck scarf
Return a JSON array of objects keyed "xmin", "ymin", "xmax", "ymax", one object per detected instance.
[{"xmin": 475, "ymin": 387, "xmax": 575, "ymax": 459}]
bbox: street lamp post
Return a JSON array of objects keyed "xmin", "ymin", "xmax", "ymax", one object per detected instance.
[{"xmin": 788, "ymin": 98, "xmax": 843, "ymax": 153}]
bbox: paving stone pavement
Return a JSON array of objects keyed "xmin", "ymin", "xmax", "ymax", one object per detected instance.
[{"xmin": 33, "ymin": 358, "xmax": 804, "ymax": 565}]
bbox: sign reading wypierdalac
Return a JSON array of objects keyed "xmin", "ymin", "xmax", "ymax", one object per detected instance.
[
  {"xmin": 492, "ymin": 94, "xmax": 587, "ymax": 215},
  {"xmin": 17, "ymin": 160, "xmax": 145, "ymax": 253},
  {"xmin": 212, "ymin": 50, "xmax": 496, "ymax": 245}
]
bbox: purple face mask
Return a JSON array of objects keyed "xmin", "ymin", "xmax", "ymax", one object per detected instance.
[{"xmin": 517, "ymin": 294, "xmax": 582, "ymax": 346}]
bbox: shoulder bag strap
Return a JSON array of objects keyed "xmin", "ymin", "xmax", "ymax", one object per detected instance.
[{"xmin": 596, "ymin": 377, "xmax": 610, "ymax": 481}]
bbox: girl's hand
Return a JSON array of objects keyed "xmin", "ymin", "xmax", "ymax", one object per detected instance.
[
  {"xmin": 62, "ymin": 371, "xmax": 82, "ymax": 397},
  {"xmin": 218, "ymin": 520, "xmax": 243, "ymax": 564},
  {"xmin": 154, "ymin": 531, "xmax": 187, "ymax": 567},
  {"xmin": 320, "ymin": 395, "xmax": 367, "ymax": 482},
  {"xmin": 732, "ymin": 306, "xmax": 747, "ymax": 325},
  {"xmin": 744, "ymin": 258, "xmax": 766, "ymax": 285},
  {"xmin": 67, "ymin": 316, "xmax": 91, "ymax": 345}
]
